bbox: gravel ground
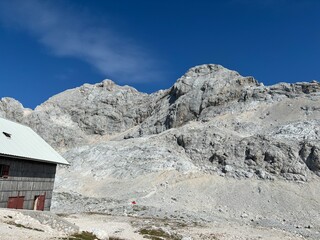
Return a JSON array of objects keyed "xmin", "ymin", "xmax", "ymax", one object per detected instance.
[
  {"xmin": 0, "ymin": 209, "xmax": 66, "ymax": 240},
  {"xmin": 0, "ymin": 209, "xmax": 310, "ymax": 240},
  {"xmin": 63, "ymin": 213, "xmax": 310, "ymax": 240},
  {"xmin": 53, "ymin": 172, "xmax": 320, "ymax": 239}
]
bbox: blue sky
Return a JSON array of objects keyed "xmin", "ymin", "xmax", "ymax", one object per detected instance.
[{"xmin": 0, "ymin": 0, "xmax": 319, "ymax": 109}]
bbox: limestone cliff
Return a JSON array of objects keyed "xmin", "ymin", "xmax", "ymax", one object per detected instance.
[
  {"xmin": 1, "ymin": 64, "xmax": 319, "ymax": 181},
  {"xmin": 2, "ymin": 64, "xmax": 320, "ymax": 238}
]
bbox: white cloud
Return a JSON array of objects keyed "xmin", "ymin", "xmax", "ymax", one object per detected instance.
[{"xmin": 0, "ymin": 0, "xmax": 161, "ymax": 83}]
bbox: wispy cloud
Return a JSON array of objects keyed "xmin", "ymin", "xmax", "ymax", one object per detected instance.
[{"xmin": 0, "ymin": 0, "xmax": 161, "ymax": 83}]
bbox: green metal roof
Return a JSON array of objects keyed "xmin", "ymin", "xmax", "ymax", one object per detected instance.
[{"xmin": 0, "ymin": 117, "xmax": 69, "ymax": 165}]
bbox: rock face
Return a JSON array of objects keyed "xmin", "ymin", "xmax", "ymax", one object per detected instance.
[
  {"xmin": 2, "ymin": 64, "xmax": 319, "ymax": 181},
  {"xmin": 130, "ymin": 64, "xmax": 260, "ymax": 137},
  {"xmin": 2, "ymin": 64, "xmax": 320, "ymax": 238},
  {"xmin": 1, "ymin": 80, "xmax": 152, "ymax": 150},
  {"xmin": 0, "ymin": 97, "xmax": 31, "ymax": 122}
]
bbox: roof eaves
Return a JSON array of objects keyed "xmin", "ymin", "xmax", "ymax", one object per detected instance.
[{"xmin": 0, "ymin": 153, "xmax": 70, "ymax": 165}]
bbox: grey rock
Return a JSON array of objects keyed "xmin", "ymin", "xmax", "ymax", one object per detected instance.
[
  {"xmin": 132, "ymin": 64, "xmax": 260, "ymax": 137},
  {"xmin": 1, "ymin": 64, "xmax": 320, "ymax": 181},
  {"xmin": 2, "ymin": 64, "xmax": 320, "ymax": 238},
  {"xmin": 20, "ymin": 210, "xmax": 79, "ymax": 234},
  {"xmin": 0, "ymin": 97, "xmax": 31, "ymax": 122},
  {"xmin": 91, "ymin": 229, "xmax": 109, "ymax": 240}
]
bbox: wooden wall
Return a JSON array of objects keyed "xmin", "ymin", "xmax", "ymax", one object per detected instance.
[{"xmin": 0, "ymin": 156, "xmax": 57, "ymax": 211}]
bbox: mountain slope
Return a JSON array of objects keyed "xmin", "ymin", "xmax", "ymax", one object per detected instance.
[{"xmin": 1, "ymin": 64, "xmax": 320, "ymax": 239}]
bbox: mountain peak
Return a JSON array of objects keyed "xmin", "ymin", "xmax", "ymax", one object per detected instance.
[
  {"xmin": 184, "ymin": 64, "xmax": 230, "ymax": 76},
  {"xmin": 172, "ymin": 64, "xmax": 258, "ymax": 99},
  {"xmin": 96, "ymin": 79, "xmax": 116, "ymax": 90}
]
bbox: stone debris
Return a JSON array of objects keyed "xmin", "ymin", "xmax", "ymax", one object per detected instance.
[{"xmin": 1, "ymin": 64, "xmax": 320, "ymax": 239}]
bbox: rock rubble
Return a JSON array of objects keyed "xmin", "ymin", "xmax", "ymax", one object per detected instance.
[{"xmin": 2, "ymin": 64, "xmax": 320, "ymax": 239}]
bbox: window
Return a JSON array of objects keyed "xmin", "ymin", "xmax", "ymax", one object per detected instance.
[
  {"xmin": 0, "ymin": 164, "xmax": 10, "ymax": 178},
  {"xmin": 2, "ymin": 132, "xmax": 11, "ymax": 138}
]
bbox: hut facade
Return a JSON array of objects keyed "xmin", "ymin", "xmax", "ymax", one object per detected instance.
[{"xmin": 0, "ymin": 117, "xmax": 68, "ymax": 211}]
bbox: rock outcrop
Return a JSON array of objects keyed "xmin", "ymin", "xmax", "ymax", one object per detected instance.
[
  {"xmin": 2, "ymin": 64, "xmax": 320, "ymax": 238},
  {"xmin": 1, "ymin": 64, "xmax": 320, "ymax": 181},
  {"xmin": 2, "ymin": 64, "xmax": 319, "ymax": 181}
]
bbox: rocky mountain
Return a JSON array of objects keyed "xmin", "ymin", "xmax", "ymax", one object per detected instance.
[{"xmin": 1, "ymin": 64, "xmax": 320, "ymax": 239}]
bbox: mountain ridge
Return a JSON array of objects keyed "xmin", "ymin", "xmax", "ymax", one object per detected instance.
[
  {"xmin": 1, "ymin": 64, "xmax": 320, "ymax": 180},
  {"xmin": 1, "ymin": 64, "xmax": 320, "ymax": 238}
]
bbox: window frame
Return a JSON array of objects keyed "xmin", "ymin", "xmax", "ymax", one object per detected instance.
[{"xmin": 0, "ymin": 164, "xmax": 10, "ymax": 178}]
